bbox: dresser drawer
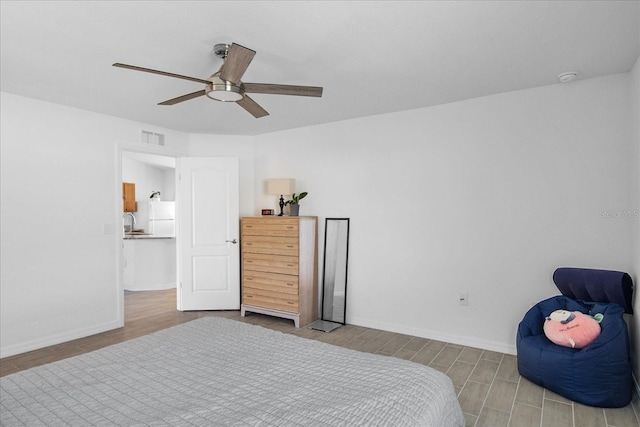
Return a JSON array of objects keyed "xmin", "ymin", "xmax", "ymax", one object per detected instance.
[
  {"xmin": 242, "ymin": 270, "xmax": 298, "ymax": 293},
  {"xmin": 243, "ymin": 252, "xmax": 299, "ymax": 275},
  {"xmin": 242, "ymin": 219, "xmax": 299, "ymax": 237},
  {"xmin": 242, "ymin": 288, "xmax": 299, "ymax": 313},
  {"xmin": 242, "ymin": 235, "xmax": 298, "ymax": 256}
]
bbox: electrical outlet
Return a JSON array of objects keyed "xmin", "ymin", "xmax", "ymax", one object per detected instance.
[
  {"xmin": 103, "ymin": 223, "xmax": 115, "ymax": 235},
  {"xmin": 459, "ymin": 293, "xmax": 469, "ymax": 306}
]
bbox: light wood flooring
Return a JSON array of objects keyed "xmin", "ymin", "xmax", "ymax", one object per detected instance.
[{"xmin": 1, "ymin": 289, "xmax": 639, "ymax": 427}]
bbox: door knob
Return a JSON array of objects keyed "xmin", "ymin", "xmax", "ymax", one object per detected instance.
[{"xmin": 226, "ymin": 239, "xmax": 238, "ymax": 244}]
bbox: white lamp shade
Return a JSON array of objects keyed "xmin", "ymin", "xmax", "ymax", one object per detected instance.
[{"xmin": 267, "ymin": 178, "xmax": 295, "ymax": 195}]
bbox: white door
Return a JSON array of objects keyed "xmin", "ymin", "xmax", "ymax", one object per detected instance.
[{"xmin": 177, "ymin": 157, "xmax": 240, "ymax": 310}]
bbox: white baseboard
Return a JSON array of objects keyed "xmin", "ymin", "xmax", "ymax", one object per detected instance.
[
  {"xmin": 347, "ymin": 315, "xmax": 517, "ymax": 355},
  {"xmin": 0, "ymin": 319, "xmax": 122, "ymax": 359}
]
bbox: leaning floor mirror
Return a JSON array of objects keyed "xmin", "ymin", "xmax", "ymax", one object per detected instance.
[{"xmin": 309, "ymin": 218, "xmax": 350, "ymax": 332}]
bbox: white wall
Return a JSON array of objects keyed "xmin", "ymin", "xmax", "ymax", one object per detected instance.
[
  {"xmin": 122, "ymin": 158, "xmax": 176, "ymax": 204},
  {"xmin": 1, "ymin": 70, "xmax": 636, "ymax": 358},
  {"xmin": 630, "ymin": 55, "xmax": 640, "ymax": 381},
  {"xmin": 0, "ymin": 92, "xmax": 188, "ymax": 357},
  {"xmin": 251, "ymin": 73, "xmax": 635, "ymax": 354}
]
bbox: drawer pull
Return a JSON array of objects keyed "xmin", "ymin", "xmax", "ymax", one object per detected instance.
[{"xmin": 286, "ymin": 245, "xmax": 294, "ymax": 248}]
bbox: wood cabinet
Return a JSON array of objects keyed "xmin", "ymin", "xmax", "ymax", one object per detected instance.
[
  {"xmin": 122, "ymin": 182, "xmax": 136, "ymax": 212},
  {"xmin": 240, "ymin": 216, "xmax": 318, "ymax": 327}
]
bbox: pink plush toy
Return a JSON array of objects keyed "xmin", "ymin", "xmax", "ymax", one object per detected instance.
[{"xmin": 543, "ymin": 310, "xmax": 602, "ymax": 349}]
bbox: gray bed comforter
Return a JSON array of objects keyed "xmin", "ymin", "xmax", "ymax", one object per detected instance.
[{"xmin": 1, "ymin": 317, "xmax": 464, "ymax": 426}]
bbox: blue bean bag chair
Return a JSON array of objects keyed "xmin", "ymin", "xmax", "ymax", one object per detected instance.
[{"xmin": 516, "ymin": 268, "xmax": 634, "ymax": 408}]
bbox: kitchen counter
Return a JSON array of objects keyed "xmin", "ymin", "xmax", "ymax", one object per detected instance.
[
  {"xmin": 123, "ymin": 236, "xmax": 176, "ymax": 291},
  {"xmin": 124, "ymin": 234, "xmax": 175, "ymax": 240}
]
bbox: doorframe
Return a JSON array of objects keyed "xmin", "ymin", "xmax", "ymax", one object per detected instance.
[{"xmin": 114, "ymin": 141, "xmax": 183, "ymax": 326}]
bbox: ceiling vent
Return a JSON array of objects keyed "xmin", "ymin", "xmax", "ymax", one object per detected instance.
[{"xmin": 141, "ymin": 130, "xmax": 165, "ymax": 146}]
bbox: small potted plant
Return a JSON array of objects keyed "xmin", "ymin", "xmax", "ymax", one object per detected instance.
[{"xmin": 285, "ymin": 192, "xmax": 308, "ymax": 216}]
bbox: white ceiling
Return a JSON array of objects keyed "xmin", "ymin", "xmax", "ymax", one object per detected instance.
[{"xmin": 1, "ymin": 1, "xmax": 638, "ymax": 136}]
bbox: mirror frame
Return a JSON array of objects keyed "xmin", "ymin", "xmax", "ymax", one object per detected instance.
[{"xmin": 320, "ymin": 217, "xmax": 350, "ymax": 325}]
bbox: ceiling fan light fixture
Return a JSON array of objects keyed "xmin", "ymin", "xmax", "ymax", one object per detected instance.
[
  {"xmin": 114, "ymin": 42, "xmax": 322, "ymax": 118},
  {"xmin": 205, "ymin": 82, "xmax": 244, "ymax": 102}
]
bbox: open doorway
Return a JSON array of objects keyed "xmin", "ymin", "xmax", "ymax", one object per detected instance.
[{"xmin": 121, "ymin": 151, "xmax": 177, "ymax": 317}]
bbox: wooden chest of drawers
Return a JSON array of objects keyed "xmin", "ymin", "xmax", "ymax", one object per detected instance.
[{"xmin": 240, "ymin": 216, "xmax": 318, "ymax": 327}]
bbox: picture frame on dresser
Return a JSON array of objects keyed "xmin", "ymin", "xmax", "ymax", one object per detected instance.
[{"xmin": 240, "ymin": 216, "xmax": 318, "ymax": 327}]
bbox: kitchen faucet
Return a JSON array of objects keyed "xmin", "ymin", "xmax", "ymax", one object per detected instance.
[{"xmin": 123, "ymin": 212, "xmax": 136, "ymax": 232}]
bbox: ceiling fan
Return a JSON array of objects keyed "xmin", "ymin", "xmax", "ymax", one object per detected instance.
[{"xmin": 113, "ymin": 43, "xmax": 323, "ymax": 118}]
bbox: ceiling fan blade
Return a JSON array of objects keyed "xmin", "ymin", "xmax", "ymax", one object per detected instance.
[
  {"xmin": 243, "ymin": 83, "xmax": 323, "ymax": 97},
  {"xmin": 237, "ymin": 95, "xmax": 269, "ymax": 118},
  {"xmin": 158, "ymin": 90, "xmax": 206, "ymax": 105},
  {"xmin": 113, "ymin": 63, "xmax": 211, "ymax": 85},
  {"xmin": 219, "ymin": 43, "xmax": 256, "ymax": 84}
]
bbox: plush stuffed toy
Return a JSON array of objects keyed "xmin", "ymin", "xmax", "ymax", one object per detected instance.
[{"xmin": 543, "ymin": 310, "xmax": 602, "ymax": 349}]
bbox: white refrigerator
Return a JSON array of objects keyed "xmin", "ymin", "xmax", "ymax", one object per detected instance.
[{"xmin": 136, "ymin": 201, "xmax": 175, "ymax": 237}]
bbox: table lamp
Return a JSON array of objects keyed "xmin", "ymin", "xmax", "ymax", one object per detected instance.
[{"xmin": 267, "ymin": 178, "xmax": 295, "ymax": 216}]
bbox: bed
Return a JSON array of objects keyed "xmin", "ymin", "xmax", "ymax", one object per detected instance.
[{"xmin": 1, "ymin": 317, "xmax": 465, "ymax": 426}]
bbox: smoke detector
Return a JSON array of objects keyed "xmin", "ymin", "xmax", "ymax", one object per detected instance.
[{"xmin": 558, "ymin": 72, "xmax": 578, "ymax": 83}]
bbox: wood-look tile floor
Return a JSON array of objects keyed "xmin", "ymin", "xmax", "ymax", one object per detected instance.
[{"xmin": 1, "ymin": 289, "xmax": 639, "ymax": 427}]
